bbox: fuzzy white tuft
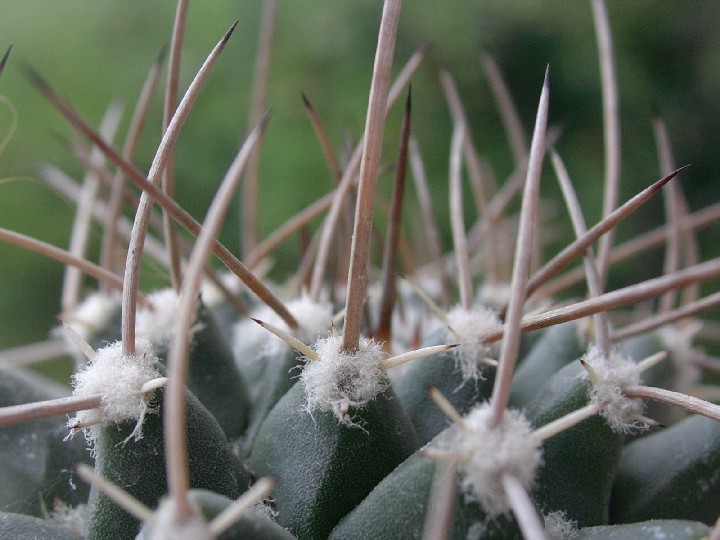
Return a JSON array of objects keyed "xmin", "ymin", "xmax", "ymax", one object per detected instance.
[
  {"xmin": 446, "ymin": 306, "xmax": 501, "ymax": 381},
  {"xmin": 300, "ymin": 335, "xmax": 387, "ymax": 426},
  {"xmin": 233, "ymin": 294, "xmax": 332, "ymax": 361},
  {"xmin": 658, "ymin": 322, "xmax": 703, "ymax": 392},
  {"xmin": 61, "ymin": 292, "xmax": 120, "ymax": 344},
  {"xmin": 288, "ymin": 295, "xmax": 334, "ymax": 344},
  {"xmin": 48, "ymin": 500, "xmax": 85, "ymax": 537},
  {"xmin": 252, "ymin": 500, "xmax": 279, "ymax": 521},
  {"xmin": 233, "ymin": 304, "xmax": 279, "ymax": 359},
  {"xmin": 582, "ymin": 346, "xmax": 646, "ymax": 434},
  {"xmin": 476, "ymin": 282, "xmax": 513, "ymax": 308},
  {"xmin": 144, "ymin": 498, "xmax": 211, "ymax": 540},
  {"xmin": 466, "ymin": 521, "xmax": 487, "ymax": 540},
  {"xmin": 544, "ymin": 510, "xmax": 578, "ymax": 540},
  {"xmin": 136, "ymin": 288, "xmax": 204, "ymax": 349},
  {"xmin": 452, "ymin": 403, "xmax": 542, "ymax": 517},
  {"xmin": 392, "ymin": 279, "xmax": 445, "ymax": 349},
  {"xmin": 200, "ymin": 271, "xmax": 242, "ymax": 307},
  {"xmin": 70, "ymin": 339, "xmax": 161, "ymax": 445}
]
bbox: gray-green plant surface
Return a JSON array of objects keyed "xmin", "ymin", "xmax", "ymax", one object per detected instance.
[{"xmin": 0, "ymin": 2, "xmax": 720, "ymax": 539}]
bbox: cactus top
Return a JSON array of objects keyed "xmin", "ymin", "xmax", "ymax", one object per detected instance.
[
  {"xmin": 69, "ymin": 339, "xmax": 162, "ymax": 446},
  {"xmin": 62, "ymin": 291, "xmax": 120, "ymax": 343},
  {"xmin": 582, "ymin": 346, "xmax": 646, "ymax": 434},
  {"xmin": 446, "ymin": 305, "xmax": 502, "ymax": 381},
  {"xmin": 452, "ymin": 403, "xmax": 542, "ymax": 517},
  {"xmin": 300, "ymin": 335, "xmax": 387, "ymax": 427},
  {"xmin": 136, "ymin": 288, "xmax": 204, "ymax": 349},
  {"xmin": 233, "ymin": 294, "xmax": 332, "ymax": 360}
]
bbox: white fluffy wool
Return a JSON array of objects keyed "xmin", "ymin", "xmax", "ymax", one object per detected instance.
[
  {"xmin": 144, "ymin": 498, "xmax": 211, "ymax": 540},
  {"xmin": 199, "ymin": 271, "xmax": 242, "ymax": 308},
  {"xmin": 300, "ymin": 335, "xmax": 387, "ymax": 426},
  {"xmin": 233, "ymin": 294, "xmax": 332, "ymax": 360},
  {"xmin": 446, "ymin": 306, "xmax": 502, "ymax": 381},
  {"xmin": 544, "ymin": 510, "xmax": 578, "ymax": 540},
  {"xmin": 582, "ymin": 346, "xmax": 646, "ymax": 434},
  {"xmin": 391, "ymin": 280, "xmax": 445, "ymax": 350},
  {"xmin": 453, "ymin": 403, "xmax": 542, "ymax": 517},
  {"xmin": 136, "ymin": 288, "xmax": 204, "ymax": 349},
  {"xmin": 48, "ymin": 501, "xmax": 85, "ymax": 537},
  {"xmin": 658, "ymin": 322, "xmax": 703, "ymax": 392},
  {"xmin": 70, "ymin": 339, "xmax": 161, "ymax": 444},
  {"xmin": 62, "ymin": 292, "xmax": 120, "ymax": 343},
  {"xmin": 476, "ymin": 282, "xmax": 513, "ymax": 308}
]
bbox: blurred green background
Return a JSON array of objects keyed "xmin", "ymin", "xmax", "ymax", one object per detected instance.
[{"xmin": 0, "ymin": 1, "xmax": 719, "ymax": 358}]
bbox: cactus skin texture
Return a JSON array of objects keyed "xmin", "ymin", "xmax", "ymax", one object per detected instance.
[
  {"xmin": 0, "ymin": 369, "xmax": 92, "ymax": 517},
  {"xmin": 610, "ymin": 415, "xmax": 720, "ymax": 526},
  {"xmin": 1, "ymin": 3, "xmax": 720, "ymax": 540},
  {"xmin": 85, "ymin": 388, "xmax": 247, "ymax": 540},
  {"xmin": 249, "ymin": 382, "xmax": 418, "ymax": 540},
  {"xmin": 136, "ymin": 490, "xmax": 297, "ymax": 540}
]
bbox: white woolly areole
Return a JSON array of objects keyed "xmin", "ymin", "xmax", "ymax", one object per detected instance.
[
  {"xmin": 658, "ymin": 322, "xmax": 703, "ymax": 393},
  {"xmin": 300, "ymin": 335, "xmax": 387, "ymax": 427},
  {"xmin": 582, "ymin": 346, "xmax": 645, "ymax": 434},
  {"xmin": 544, "ymin": 510, "xmax": 578, "ymax": 540},
  {"xmin": 446, "ymin": 306, "xmax": 502, "ymax": 381},
  {"xmin": 136, "ymin": 288, "xmax": 204, "ymax": 349},
  {"xmin": 70, "ymin": 339, "xmax": 161, "ymax": 444},
  {"xmin": 476, "ymin": 282, "xmax": 513, "ymax": 308},
  {"xmin": 200, "ymin": 271, "xmax": 242, "ymax": 307},
  {"xmin": 392, "ymin": 280, "xmax": 445, "ymax": 350},
  {"xmin": 146, "ymin": 498, "xmax": 211, "ymax": 540},
  {"xmin": 452, "ymin": 403, "xmax": 542, "ymax": 517},
  {"xmin": 233, "ymin": 294, "xmax": 332, "ymax": 360},
  {"xmin": 62, "ymin": 292, "xmax": 120, "ymax": 343},
  {"xmin": 49, "ymin": 500, "xmax": 85, "ymax": 537}
]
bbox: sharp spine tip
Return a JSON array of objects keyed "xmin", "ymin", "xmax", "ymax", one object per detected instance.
[
  {"xmin": 224, "ymin": 20, "xmax": 240, "ymax": 41},
  {"xmin": 259, "ymin": 108, "xmax": 273, "ymax": 131},
  {"xmin": 18, "ymin": 60, "xmax": 46, "ymax": 89},
  {"xmin": 0, "ymin": 45, "xmax": 11, "ymax": 75},
  {"xmin": 419, "ymin": 40, "xmax": 433, "ymax": 54},
  {"xmin": 649, "ymin": 101, "xmax": 661, "ymax": 118},
  {"xmin": 156, "ymin": 43, "xmax": 169, "ymax": 65},
  {"xmin": 301, "ymin": 91, "xmax": 312, "ymax": 109}
]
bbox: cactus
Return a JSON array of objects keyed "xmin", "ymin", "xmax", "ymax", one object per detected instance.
[{"xmin": 1, "ymin": 2, "xmax": 720, "ymax": 539}]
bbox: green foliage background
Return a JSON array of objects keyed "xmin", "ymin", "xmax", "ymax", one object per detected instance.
[{"xmin": 0, "ymin": 1, "xmax": 718, "ymax": 361}]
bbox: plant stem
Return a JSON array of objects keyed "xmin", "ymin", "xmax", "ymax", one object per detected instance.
[
  {"xmin": 164, "ymin": 114, "xmax": 266, "ymax": 519},
  {"xmin": 487, "ymin": 257, "xmax": 720, "ymax": 342},
  {"xmin": 377, "ymin": 90, "xmax": 412, "ymax": 345},
  {"xmin": 242, "ymin": 0, "xmax": 276, "ymax": 257},
  {"xmin": 526, "ymin": 165, "xmax": 686, "ymax": 298},
  {"xmin": 0, "ymin": 228, "xmax": 131, "ymax": 298},
  {"xmin": 341, "ymin": 0, "xmax": 402, "ymax": 352},
  {"xmin": 551, "ymin": 148, "xmax": 609, "ymax": 354},
  {"xmin": 592, "ymin": 0, "xmax": 621, "ymax": 287},
  {"xmin": 502, "ymin": 474, "xmax": 545, "ymax": 540},
  {"xmin": 0, "ymin": 394, "xmax": 102, "ymax": 427},
  {"xmin": 449, "ymin": 122, "xmax": 473, "ymax": 310},
  {"xmin": 624, "ymin": 385, "xmax": 720, "ymax": 422},
  {"xmin": 611, "ymin": 290, "xmax": 720, "ymax": 341},
  {"xmin": 100, "ymin": 50, "xmax": 163, "ymax": 284},
  {"xmin": 62, "ymin": 105, "xmax": 122, "ymax": 313},
  {"xmin": 161, "ymin": 0, "xmax": 189, "ymax": 291},
  {"xmin": 120, "ymin": 21, "xmax": 238, "ymax": 357},
  {"xmin": 489, "ymin": 67, "xmax": 549, "ymax": 427}
]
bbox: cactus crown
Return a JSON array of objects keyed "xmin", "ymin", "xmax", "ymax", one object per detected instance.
[{"xmin": 0, "ymin": 3, "xmax": 720, "ymax": 540}]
